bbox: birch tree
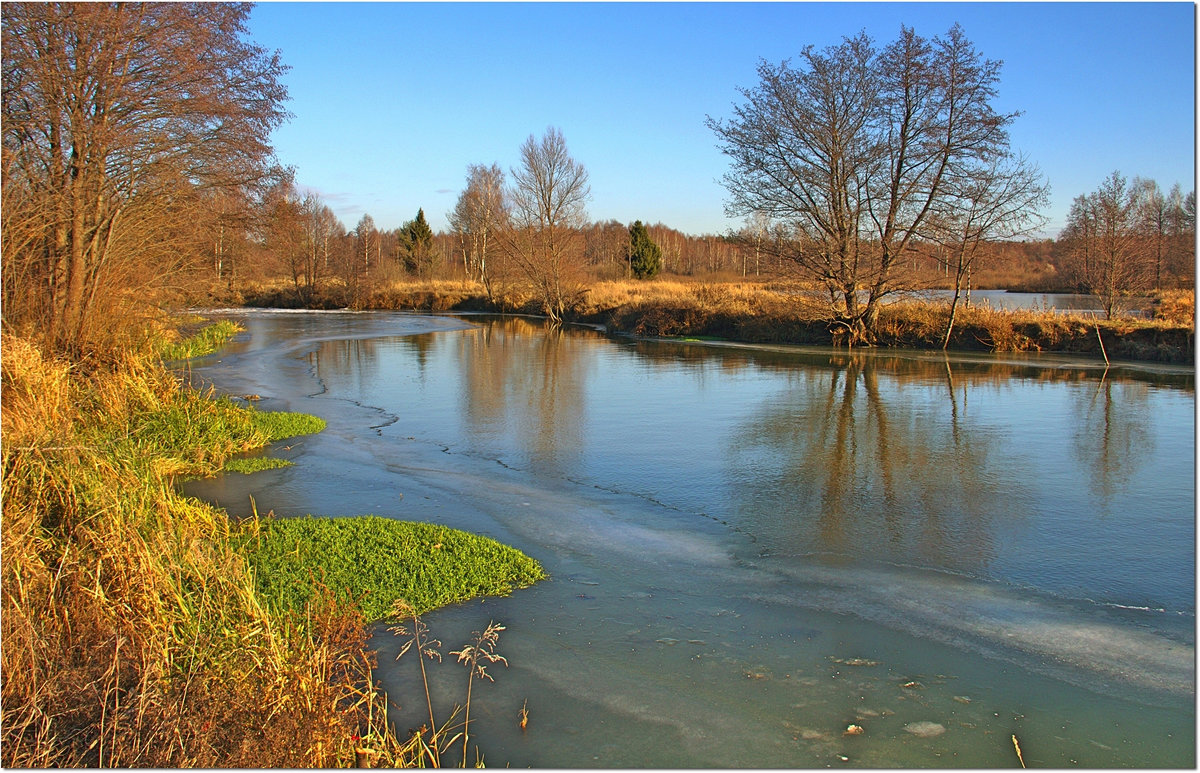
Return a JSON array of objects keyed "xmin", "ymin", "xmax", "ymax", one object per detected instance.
[{"xmin": 449, "ymin": 163, "xmax": 508, "ymax": 297}]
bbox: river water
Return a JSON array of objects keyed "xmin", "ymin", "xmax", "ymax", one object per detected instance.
[
  {"xmin": 904, "ymin": 290, "xmax": 1151, "ymax": 317},
  {"xmin": 182, "ymin": 310, "xmax": 1195, "ymax": 768}
]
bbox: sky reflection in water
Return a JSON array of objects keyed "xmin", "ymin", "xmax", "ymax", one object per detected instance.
[{"xmin": 184, "ymin": 311, "xmax": 1195, "ymax": 767}]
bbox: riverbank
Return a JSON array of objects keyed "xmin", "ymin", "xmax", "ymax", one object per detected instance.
[
  {"xmin": 0, "ymin": 324, "xmax": 544, "ymax": 767},
  {"xmin": 229, "ymin": 279, "xmax": 1194, "ymax": 365}
]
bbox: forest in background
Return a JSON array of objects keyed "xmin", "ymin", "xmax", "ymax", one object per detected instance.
[{"xmin": 2, "ymin": 5, "xmax": 1194, "ymax": 358}]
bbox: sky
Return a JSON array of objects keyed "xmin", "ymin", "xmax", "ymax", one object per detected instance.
[{"xmin": 247, "ymin": 2, "xmax": 1196, "ymax": 239}]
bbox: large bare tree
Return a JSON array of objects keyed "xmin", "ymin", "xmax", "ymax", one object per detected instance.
[
  {"xmin": 707, "ymin": 25, "xmax": 1018, "ymax": 343},
  {"xmin": 505, "ymin": 128, "xmax": 590, "ymax": 324},
  {"xmin": 1, "ymin": 2, "xmax": 289, "ymax": 355}
]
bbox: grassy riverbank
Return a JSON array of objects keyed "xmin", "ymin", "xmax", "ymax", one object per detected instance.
[
  {"xmin": 1, "ymin": 324, "xmax": 545, "ymax": 767},
  {"xmin": 233, "ymin": 278, "xmax": 1194, "ymax": 364}
]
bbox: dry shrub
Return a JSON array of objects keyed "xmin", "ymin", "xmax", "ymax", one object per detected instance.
[
  {"xmin": 873, "ymin": 301, "xmax": 948, "ymax": 347},
  {"xmin": 1152, "ymin": 289, "xmax": 1195, "ymax": 326},
  {"xmin": 1, "ymin": 335, "xmax": 76, "ymax": 447},
  {"xmin": 0, "ymin": 334, "xmax": 406, "ymax": 767},
  {"xmin": 366, "ymin": 279, "xmax": 488, "ymax": 311}
]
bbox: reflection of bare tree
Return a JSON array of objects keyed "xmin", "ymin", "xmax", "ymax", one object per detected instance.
[
  {"xmin": 397, "ymin": 333, "xmax": 439, "ymax": 378},
  {"xmin": 457, "ymin": 318, "xmax": 588, "ymax": 473},
  {"xmin": 456, "ymin": 322, "xmax": 511, "ymax": 436},
  {"xmin": 313, "ymin": 333, "xmax": 447, "ymax": 398},
  {"xmin": 312, "ymin": 337, "xmax": 382, "ymax": 395},
  {"xmin": 729, "ymin": 353, "xmax": 1015, "ymax": 574},
  {"xmin": 1071, "ymin": 377, "xmax": 1153, "ymax": 506}
]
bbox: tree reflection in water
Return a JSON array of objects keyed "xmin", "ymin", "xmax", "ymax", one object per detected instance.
[
  {"xmin": 1072, "ymin": 375, "xmax": 1153, "ymax": 508},
  {"xmin": 455, "ymin": 318, "xmax": 588, "ymax": 474},
  {"xmin": 302, "ymin": 316, "xmax": 1188, "ymax": 605},
  {"xmin": 728, "ymin": 352, "xmax": 1024, "ymax": 576}
]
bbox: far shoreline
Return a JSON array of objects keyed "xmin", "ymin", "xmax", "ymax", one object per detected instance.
[{"xmin": 205, "ymin": 279, "xmax": 1195, "ymax": 366}]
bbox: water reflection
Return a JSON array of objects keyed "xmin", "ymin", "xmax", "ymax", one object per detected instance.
[
  {"xmin": 185, "ymin": 311, "xmax": 1194, "ymax": 768},
  {"xmin": 310, "ymin": 338, "xmax": 382, "ymax": 399},
  {"xmin": 1072, "ymin": 377, "xmax": 1154, "ymax": 506},
  {"xmin": 294, "ymin": 315, "xmax": 1191, "ymax": 610},
  {"xmin": 454, "ymin": 319, "xmax": 588, "ymax": 472},
  {"xmin": 727, "ymin": 352, "xmax": 1012, "ymax": 575}
]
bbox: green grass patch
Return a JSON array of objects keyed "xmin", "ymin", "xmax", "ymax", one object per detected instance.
[
  {"xmin": 237, "ymin": 515, "xmax": 548, "ymax": 620},
  {"xmin": 158, "ymin": 319, "xmax": 243, "ymax": 361},
  {"xmin": 248, "ymin": 410, "xmax": 327, "ymax": 441},
  {"xmin": 122, "ymin": 392, "xmax": 260, "ymax": 464},
  {"xmin": 112, "ymin": 396, "xmax": 323, "ymax": 477},
  {"xmin": 223, "ymin": 456, "xmax": 294, "ymax": 474}
]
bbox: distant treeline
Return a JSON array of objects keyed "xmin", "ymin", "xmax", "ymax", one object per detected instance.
[
  {"xmin": 190, "ymin": 189, "xmax": 1193, "ymax": 301},
  {"xmin": 3, "ymin": 6, "xmax": 1194, "ymax": 357}
]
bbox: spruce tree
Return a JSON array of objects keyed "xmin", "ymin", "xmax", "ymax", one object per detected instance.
[
  {"xmin": 628, "ymin": 220, "xmax": 662, "ymax": 279},
  {"xmin": 399, "ymin": 208, "xmax": 438, "ymax": 277}
]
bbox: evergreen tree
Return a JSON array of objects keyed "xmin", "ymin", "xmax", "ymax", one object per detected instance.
[
  {"xmin": 399, "ymin": 208, "xmax": 439, "ymax": 277},
  {"xmin": 628, "ymin": 220, "xmax": 663, "ymax": 279}
]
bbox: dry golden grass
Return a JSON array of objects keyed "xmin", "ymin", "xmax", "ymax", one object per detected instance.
[
  {"xmin": 0, "ymin": 334, "xmax": 413, "ymax": 767},
  {"xmin": 228, "ymin": 275, "xmax": 1192, "ymax": 362},
  {"xmin": 1151, "ymin": 289, "xmax": 1195, "ymax": 326},
  {"xmin": 577, "ymin": 279, "xmax": 809, "ymax": 327},
  {"xmin": 584, "ymin": 282, "xmax": 1191, "ymax": 362}
]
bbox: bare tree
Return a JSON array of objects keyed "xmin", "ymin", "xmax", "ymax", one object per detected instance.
[
  {"xmin": 505, "ymin": 128, "xmax": 591, "ymax": 324},
  {"xmin": 1166, "ymin": 186, "xmax": 1196, "ymax": 282},
  {"xmin": 707, "ymin": 25, "xmax": 1017, "ymax": 344},
  {"xmin": 582, "ymin": 220, "xmax": 629, "ymax": 275},
  {"xmin": 1135, "ymin": 178, "xmax": 1170, "ymax": 290},
  {"xmin": 449, "ymin": 163, "xmax": 508, "ymax": 297},
  {"xmin": 259, "ymin": 180, "xmax": 344, "ymax": 303},
  {"xmin": 926, "ymin": 153, "xmax": 1049, "ymax": 346},
  {"xmin": 1059, "ymin": 171, "xmax": 1154, "ymax": 318},
  {"xmin": 733, "ymin": 212, "xmax": 772, "ymax": 277},
  {"xmin": 354, "ymin": 214, "xmax": 379, "ymax": 272},
  {"xmin": 1, "ymin": 2, "xmax": 289, "ymax": 355},
  {"xmin": 1134, "ymin": 178, "xmax": 1195, "ymax": 288},
  {"xmin": 647, "ymin": 223, "xmax": 683, "ymax": 274},
  {"xmin": 336, "ymin": 213, "xmax": 379, "ymax": 304}
]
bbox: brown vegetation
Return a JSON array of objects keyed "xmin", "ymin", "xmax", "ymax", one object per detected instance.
[
  {"xmin": 228, "ymin": 278, "xmax": 1194, "ymax": 364},
  {"xmin": 1150, "ymin": 289, "xmax": 1196, "ymax": 327},
  {"xmin": 0, "ymin": 334, "xmax": 408, "ymax": 767},
  {"xmin": 8, "ymin": 6, "xmax": 1188, "ymax": 766},
  {"xmin": 1, "ymin": 3, "xmax": 289, "ymax": 357}
]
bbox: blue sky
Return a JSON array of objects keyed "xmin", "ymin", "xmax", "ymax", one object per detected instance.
[{"xmin": 248, "ymin": 2, "xmax": 1196, "ymax": 238}]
